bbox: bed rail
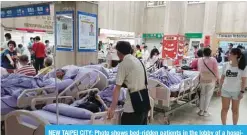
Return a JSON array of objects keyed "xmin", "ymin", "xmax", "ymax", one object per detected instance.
[
  {"xmin": 59, "ymin": 70, "xmax": 101, "ymax": 97},
  {"xmin": 93, "ymin": 69, "xmax": 109, "ymax": 90},
  {"xmin": 17, "ymin": 86, "xmax": 56, "ymax": 108},
  {"xmin": 5, "ymin": 110, "xmax": 49, "ymax": 135}
]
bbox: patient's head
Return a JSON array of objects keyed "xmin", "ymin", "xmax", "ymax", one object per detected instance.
[
  {"xmin": 44, "ymin": 57, "xmax": 53, "ymax": 67},
  {"xmin": 19, "ymin": 55, "xmax": 29, "ymax": 66},
  {"xmin": 56, "ymin": 69, "xmax": 65, "ymax": 79}
]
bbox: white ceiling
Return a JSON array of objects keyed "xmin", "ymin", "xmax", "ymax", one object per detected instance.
[{"xmin": 1, "ymin": 1, "xmax": 51, "ymax": 8}]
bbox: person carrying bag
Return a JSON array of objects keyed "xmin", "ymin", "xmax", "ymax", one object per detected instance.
[
  {"xmin": 107, "ymin": 41, "xmax": 151, "ymax": 125},
  {"xmin": 197, "ymin": 48, "xmax": 219, "ymax": 117}
]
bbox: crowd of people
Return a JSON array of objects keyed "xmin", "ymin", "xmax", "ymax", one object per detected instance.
[
  {"xmin": 103, "ymin": 43, "xmax": 162, "ymax": 68},
  {"xmin": 188, "ymin": 43, "xmax": 246, "ymax": 125},
  {"xmin": 1, "ymin": 34, "xmax": 246, "ymax": 125},
  {"xmin": 103, "ymin": 41, "xmax": 246, "ymax": 125},
  {"xmin": 1, "ymin": 33, "xmax": 54, "ymax": 76}
]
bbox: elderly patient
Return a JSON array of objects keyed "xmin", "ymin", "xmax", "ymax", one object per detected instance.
[
  {"xmin": 38, "ymin": 57, "xmax": 53, "ymax": 75},
  {"xmin": 15, "ymin": 55, "xmax": 36, "ymax": 76}
]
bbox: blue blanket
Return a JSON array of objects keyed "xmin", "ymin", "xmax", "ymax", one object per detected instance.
[
  {"xmin": 1, "ymin": 74, "xmax": 73, "ymax": 98},
  {"xmin": 149, "ymin": 68, "xmax": 188, "ymax": 87}
]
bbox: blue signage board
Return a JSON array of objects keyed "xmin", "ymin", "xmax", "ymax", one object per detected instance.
[
  {"xmin": 1, "ymin": 4, "xmax": 50, "ymax": 18},
  {"xmin": 45, "ymin": 125, "xmax": 247, "ymax": 135}
]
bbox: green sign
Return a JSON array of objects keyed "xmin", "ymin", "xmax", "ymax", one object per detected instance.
[
  {"xmin": 185, "ymin": 33, "xmax": 202, "ymax": 39},
  {"xmin": 142, "ymin": 33, "xmax": 164, "ymax": 39}
]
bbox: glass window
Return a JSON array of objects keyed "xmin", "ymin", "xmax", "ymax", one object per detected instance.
[{"xmin": 147, "ymin": 1, "xmax": 166, "ymax": 7}]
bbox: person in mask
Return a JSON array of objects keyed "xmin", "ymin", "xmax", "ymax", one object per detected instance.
[
  {"xmin": 45, "ymin": 40, "xmax": 52, "ymax": 57},
  {"xmin": 28, "ymin": 37, "xmax": 34, "ymax": 48},
  {"xmin": 17, "ymin": 44, "xmax": 25, "ymax": 55}
]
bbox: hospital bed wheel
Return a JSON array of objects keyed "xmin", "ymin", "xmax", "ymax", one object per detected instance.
[
  {"xmin": 1, "ymin": 121, "xmax": 5, "ymax": 132},
  {"xmin": 163, "ymin": 117, "xmax": 170, "ymax": 125}
]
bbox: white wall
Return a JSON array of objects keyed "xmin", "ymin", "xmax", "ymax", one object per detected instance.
[
  {"xmin": 143, "ymin": 6, "xmax": 166, "ymax": 33},
  {"xmin": 185, "ymin": 3, "xmax": 205, "ymax": 33},
  {"xmin": 142, "ymin": 1, "xmax": 247, "ymax": 34},
  {"xmin": 216, "ymin": 1, "xmax": 247, "ymax": 33},
  {"xmin": 98, "ymin": 1, "xmax": 145, "ymax": 33}
]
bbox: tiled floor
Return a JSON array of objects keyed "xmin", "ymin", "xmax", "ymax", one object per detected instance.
[{"xmin": 152, "ymin": 93, "xmax": 247, "ymax": 125}]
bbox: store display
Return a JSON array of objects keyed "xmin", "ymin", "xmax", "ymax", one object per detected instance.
[
  {"xmin": 78, "ymin": 11, "xmax": 97, "ymax": 52},
  {"xmin": 55, "ymin": 11, "xmax": 74, "ymax": 51}
]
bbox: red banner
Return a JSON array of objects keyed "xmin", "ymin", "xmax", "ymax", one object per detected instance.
[{"xmin": 162, "ymin": 35, "xmax": 185, "ymax": 59}]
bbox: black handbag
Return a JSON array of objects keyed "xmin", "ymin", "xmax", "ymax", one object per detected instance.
[{"xmin": 127, "ymin": 59, "xmax": 151, "ymax": 114}]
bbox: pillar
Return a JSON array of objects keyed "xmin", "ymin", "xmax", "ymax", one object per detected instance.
[
  {"xmin": 164, "ymin": 1, "xmax": 188, "ymax": 35},
  {"xmin": 203, "ymin": 1, "xmax": 218, "ymax": 52},
  {"xmin": 54, "ymin": 1, "xmax": 98, "ymax": 68}
]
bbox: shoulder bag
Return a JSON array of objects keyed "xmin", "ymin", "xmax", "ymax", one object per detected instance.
[
  {"xmin": 202, "ymin": 58, "xmax": 216, "ymax": 79},
  {"xmin": 127, "ymin": 59, "xmax": 151, "ymax": 114}
]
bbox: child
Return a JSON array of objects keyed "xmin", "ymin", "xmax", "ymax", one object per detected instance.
[{"xmin": 16, "ymin": 55, "xmax": 36, "ymax": 76}]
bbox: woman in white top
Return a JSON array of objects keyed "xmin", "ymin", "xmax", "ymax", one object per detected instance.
[
  {"xmin": 219, "ymin": 48, "xmax": 246, "ymax": 125},
  {"xmin": 147, "ymin": 48, "xmax": 160, "ymax": 67}
]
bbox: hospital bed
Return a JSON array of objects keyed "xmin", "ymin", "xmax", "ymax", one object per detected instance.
[
  {"xmin": 4, "ymin": 89, "xmax": 154, "ymax": 135},
  {"xmin": 1, "ymin": 69, "xmax": 105, "ymax": 121},
  {"xmin": 148, "ymin": 70, "xmax": 200, "ymax": 124},
  {"xmin": 4, "ymin": 95, "xmax": 123, "ymax": 135}
]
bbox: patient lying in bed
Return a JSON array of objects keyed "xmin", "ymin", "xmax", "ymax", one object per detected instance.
[
  {"xmin": 149, "ymin": 68, "xmax": 191, "ymax": 97},
  {"xmin": 21, "ymin": 88, "xmax": 126, "ymax": 125}
]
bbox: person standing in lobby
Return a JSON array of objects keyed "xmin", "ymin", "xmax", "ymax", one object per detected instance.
[
  {"xmin": 198, "ymin": 47, "xmax": 219, "ymax": 116},
  {"xmin": 219, "ymin": 48, "xmax": 246, "ymax": 125},
  {"xmin": 1, "ymin": 33, "xmax": 12, "ymax": 51},
  {"xmin": 32, "ymin": 36, "xmax": 46, "ymax": 73},
  {"xmin": 107, "ymin": 41, "xmax": 151, "ymax": 125}
]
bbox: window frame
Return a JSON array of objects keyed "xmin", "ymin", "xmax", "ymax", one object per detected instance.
[{"xmin": 146, "ymin": 1, "xmax": 166, "ymax": 8}]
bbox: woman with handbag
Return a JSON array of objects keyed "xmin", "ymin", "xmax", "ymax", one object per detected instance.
[{"xmin": 198, "ymin": 48, "xmax": 220, "ymax": 116}]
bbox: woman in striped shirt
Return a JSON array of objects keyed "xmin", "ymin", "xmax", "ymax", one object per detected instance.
[{"xmin": 16, "ymin": 55, "xmax": 36, "ymax": 76}]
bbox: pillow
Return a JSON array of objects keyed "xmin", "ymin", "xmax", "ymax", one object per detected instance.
[{"xmin": 43, "ymin": 103, "xmax": 93, "ymax": 119}]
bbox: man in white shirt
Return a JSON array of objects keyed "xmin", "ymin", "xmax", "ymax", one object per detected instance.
[{"xmin": 107, "ymin": 41, "xmax": 150, "ymax": 125}]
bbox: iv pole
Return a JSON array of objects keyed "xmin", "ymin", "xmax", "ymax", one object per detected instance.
[{"xmin": 53, "ymin": 1, "xmax": 59, "ymax": 125}]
